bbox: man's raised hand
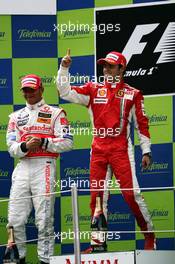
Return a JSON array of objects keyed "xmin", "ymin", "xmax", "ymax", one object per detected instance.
[{"xmin": 61, "ymin": 48, "xmax": 72, "ymax": 68}]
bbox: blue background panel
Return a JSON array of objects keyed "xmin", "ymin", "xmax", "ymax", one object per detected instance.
[
  {"xmin": 0, "ymin": 59, "xmax": 12, "ymax": 104},
  {"xmin": 0, "ymin": 179, "xmax": 12, "ymax": 197},
  {"xmin": 60, "ymin": 149, "xmax": 90, "ymax": 196},
  {"xmin": 61, "ymin": 242, "xmax": 91, "ymax": 254},
  {"xmin": 61, "ymin": 243, "xmax": 74, "ymax": 254},
  {"xmin": 0, "ymin": 151, "xmax": 14, "ymax": 180},
  {"xmin": 12, "ymin": 15, "xmax": 57, "ymax": 58},
  {"xmin": 59, "ymin": 55, "xmax": 95, "ymax": 104},
  {"xmin": 108, "ymin": 194, "xmax": 135, "ymax": 241},
  {"xmin": 135, "ymin": 143, "xmax": 173, "ymax": 189}
]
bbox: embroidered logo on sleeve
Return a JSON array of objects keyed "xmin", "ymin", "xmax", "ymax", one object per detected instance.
[{"xmin": 60, "ymin": 117, "xmax": 69, "ymax": 125}]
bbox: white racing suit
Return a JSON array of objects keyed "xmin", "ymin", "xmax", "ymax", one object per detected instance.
[{"xmin": 6, "ymin": 99, "xmax": 73, "ymax": 263}]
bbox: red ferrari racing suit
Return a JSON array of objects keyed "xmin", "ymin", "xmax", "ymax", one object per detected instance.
[
  {"xmin": 6, "ymin": 99, "xmax": 73, "ymax": 263},
  {"xmin": 57, "ymin": 66, "xmax": 154, "ymax": 234}
]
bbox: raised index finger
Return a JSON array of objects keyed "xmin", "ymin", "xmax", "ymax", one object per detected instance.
[{"xmin": 67, "ymin": 48, "xmax": 70, "ymax": 56}]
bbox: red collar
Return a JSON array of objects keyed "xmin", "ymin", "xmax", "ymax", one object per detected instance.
[{"xmin": 104, "ymin": 80, "xmax": 124, "ymax": 89}]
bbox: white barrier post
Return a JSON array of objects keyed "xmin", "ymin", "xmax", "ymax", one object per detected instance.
[{"xmin": 71, "ymin": 184, "xmax": 81, "ymax": 264}]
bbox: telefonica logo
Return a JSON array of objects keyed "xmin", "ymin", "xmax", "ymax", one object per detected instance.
[
  {"xmin": 41, "ymin": 76, "xmax": 53, "ymax": 85},
  {"xmin": 65, "ymin": 214, "xmax": 90, "ymax": 223},
  {"xmin": 0, "ymin": 32, "xmax": 5, "ymax": 40},
  {"xmin": 149, "ymin": 209, "xmax": 169, "ymax": 218},
  {"xmin": 64, "ymin": 167, "xmax": 90, "ymax": 177},
  {"xmin": 148, "ymin": 114, "xmax": 167, "ymax": 124},
  {"xmin": 108, "ymin": 212, "xmax": 131, "ymax": 222},
  {"xmin": 0, "ymin": 169, "xmax": 9, "ymax": 177},
  {"xmin": 64, "ymin": 29, "xmax": 89, "ymax": 38},
  {"xmin": 17, "ymin": 29, "xmax": 52, "ymax": 41},
  {"xmin": 142, "ymin": 162, "xmax": 168, "ymax": 172},
  {"xmin": 0, "ymin": 123, "xmax": 7, "ymax": 131},
  {"xmin": 61, "ymin": 28, "xmax": 90, "ymax": 39},
  {"xmin": 0, "ymin": 78, "xmax": 7, "ymax": 88},
  {"xmin": 70, "ymin": 121, "xmax": 91, "ymax": 128}
]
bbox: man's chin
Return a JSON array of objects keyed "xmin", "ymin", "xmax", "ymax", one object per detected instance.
[
  {"xmin": 105, "ymin": 76, "xmax": 114, "ymax": 83},
  {"xmin": 105, "ymin": 75, "xmax": 120, "ymax": 84},
  {"xmin": 26, "ymin": 99, "xmax": 37, "ymax": 105}
]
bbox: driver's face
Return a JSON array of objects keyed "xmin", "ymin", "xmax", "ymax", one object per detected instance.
[
  {"xmin": 103, "ymin": 63, "xmax": 124, "ymax": 83},
  {"xmin": 21, "ymin": 87, "xmax": 43, "ymax": 105}
]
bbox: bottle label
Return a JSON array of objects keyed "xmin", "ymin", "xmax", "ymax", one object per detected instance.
[{"xmin": 91, "ymin": 230, "xmax": 106, "ymax": 245}]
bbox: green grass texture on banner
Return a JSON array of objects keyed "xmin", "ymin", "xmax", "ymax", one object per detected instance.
[
  {"xmin": 0, "ymin": 16, "xmax": 12, "ymax": 58},
  {"xmin": 57, "ymin": 8, "xmax": 94, "ymax": 57},
  {"xmin": 0, "ymin": 105, "xmax": 13, "ymax": 151},
  {"xmin": 135, "ymin": 96, "xmax": 173, "ymax": 145},
  {"xmin": 135, "ymin": 190, "xmax": 175, "ymax": 240},
  {"xmin": 12, "ymin": 58, "xmax": 59, "ymax": 105},
  {"xmin": 59, "ymin": 103, "xmax": 92, "ymax": 149},
  {"xmin": 95, "ymin": 0, "xmax": 132, "ymax": 7},
  {"xmin": 61, "ymin": 195, "xmax": 91, "ymax": 244}
]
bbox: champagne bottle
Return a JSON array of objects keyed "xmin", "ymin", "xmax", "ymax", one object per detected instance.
[
  {"xmin": 91, "ymin": 195, "xmax": 107, "ymax": 252},
  {"xmin": 3, "ymin": 226, "xmax": 20, "ymax": 264}
]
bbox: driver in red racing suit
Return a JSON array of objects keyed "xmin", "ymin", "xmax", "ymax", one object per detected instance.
[
  {"xmin": 6, "ymin": 74, "xmax": 73, "ymax": 263},
  {"xmin": 56, "ymin": 50, "xmax": 156, "ymax": 251}
]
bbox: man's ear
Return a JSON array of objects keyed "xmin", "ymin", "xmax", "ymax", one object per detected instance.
[{"xmin": 40, "ymin": 86, "xmax": 44, "ymax": 94}]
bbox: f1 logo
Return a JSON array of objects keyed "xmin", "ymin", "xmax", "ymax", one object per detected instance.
[{"xmin": 122, "ymin": 22, "xmax": 175, "ymax": 64}]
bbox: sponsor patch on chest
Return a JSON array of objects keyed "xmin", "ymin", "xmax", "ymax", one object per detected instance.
[
  {"xmin": 116, "ymin": 89, "xmax": 124, "ymax": 98},
  {"xmin": 38, "ymin": 112, "xmax": 52, "ymax": 118},
  {"xmin": 17, "ymin": 119, "xmax": 29, "ymax": 126},
  {"xmin": 93, "ymin": 98, "xmax": 108, "ymax": 104},
  {"xmin": 37, "ymin": 117, "xmax": 51, "ymax": 124},
  {"xmin": 97, "ymin": 88, "xmax": 107, "ymax": 97},
  {"xmin": 37, "ymin": 112, "xmax": 52, "ymax": 124},
  {"xmin": 124, "ymin": 90, "xmax": 134, "ymax": 100},
  {"xmin": 17, "ymin": 112, "xmax": 29, "ymax": 126},
  {"xmin": 115, "ymin": 89, "xmax": 134, "ymax": 100}
]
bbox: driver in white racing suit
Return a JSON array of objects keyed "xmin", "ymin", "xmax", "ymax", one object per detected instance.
[{"xmin": 6, "ymin": 74, "xmax": 73, "ymax": 263}]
